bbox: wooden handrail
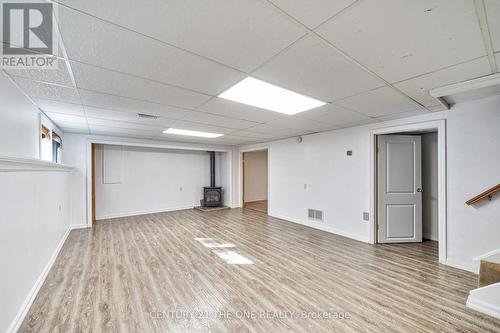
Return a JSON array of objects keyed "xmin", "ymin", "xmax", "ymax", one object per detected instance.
[{"xmin": 466, "ymin": 184, "xmax": 500, "ymax": 205}]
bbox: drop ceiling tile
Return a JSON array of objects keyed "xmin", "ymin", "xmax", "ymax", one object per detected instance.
[
  {"xmin": 227, "ymin": 130, "xmax": 275, "ymax": 140},
  {"xmin": 35, "ymin": 99, "xmax": 85, "ymax": 116},
  {"xmin": 167, "ymin": 120, "xmax": 236, "ymax": 135},
  {"xmin": 485, "ymin": 0, "xmax": 500, "ymax": 52},
  {"xmin": 57, "ymin": 7, "xmax": 244, "ymax": 95},
  {"xmin": 335, "ymin": 86, "xmax": 423, "ymax": 117},
  {"xmin": 337, "ymin": 118, "xmax": 380, "ymax": 128},
  {"xmin": 253, "ymin": 35, "xmax": 385, "ymax": 101},
  {"xmin": 10, "ymin": 76, "xmax": 80, "ymax": 103},
  {"xmin": 376, "ymin": 109, "xmax": 431, "ymax": 122},
  {"xmin": 180, "ymin": 113, "xmax": 258, "ymax": 130},
  {"xmin": 56, "ymin": 0, "xmax": 305, "ymax": 72},
  {"xmin": 298, "ymin": 103, "xmax": 371, "ymax": 125},
  {"xmin": 317, "ymin": 0, "xmax": 486, "ymax": 82},
  {"xmin": 44, "ymin": 112, "xmax": 87, "ymax": 125},
  {"xmin": 89, "ymin": 125, "xmax": 157, "ymax": 139},
  {"xmin": 267, "ymin": 116, "xmax": 336, "ymax": 132},
  {"xmin": 394, "ymin": 57, "xmax": 492, "ymax": 106},
  {"xmin": 71, "ymin": 62, "xmax": 211, "ymax": 109},
  {"xmin": 60, "ymin": 127, "xmax": 90, "ymax": 134},
  {"xmin": 5, "ymin": 59, "xmax": 73, "ymax": 87},
  {"xmin": 197, "ymin": 98, "xmax": 286, "ymax": 123},
  {"xmin": 153, "ymin": 134, "xmax": 219, "ymax": 144},
  {"xmin": 269, "ymin": 0, "xmax": 356, "ymax": 29},
  {"xmin": 79, "ymin": 89, "xmax": 198, "ymax": 119},
  {"xmin": 84, "ymin": 106, "xmax": 175, "ymax": 127},
  {"xmin": 80, "ymin": 93, "xmax": 257, "ymax": 130},
  {"xmin": 247, "ymin": 124, "xmax": 313, "ymax": 137},
  {"xmin": 86, "ymin": 118, "xmax": 165, "ymax": 132},
  {"xmin": 211, "ymin": 135, "xmax": 261, "ymax": 145}
]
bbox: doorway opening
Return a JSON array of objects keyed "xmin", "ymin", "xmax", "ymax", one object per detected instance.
[
  {"xmin": 376, "ymin": 131, "xmax": 438, "ymax": 246},
  {"xmin": 370, "ymin": 120, "xmax": 447, "ymax": 264},
  {"xmin": 242, "ymin": 149, "xmax": 268, "ymax": 214}
]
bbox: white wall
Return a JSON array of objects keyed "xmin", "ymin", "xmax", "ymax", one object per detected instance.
[
  {"xmin": 267, "ymin": 125, "xmax": 371, "ymax": 242},
  {"xmin": 63, "ymin": 134, "xmax": 234, "ymax": 225},
  {"xmin": 0, "ymin": 72, "xmax": 75, "ymax": 333},
  {"xmin": 95, "ymin": 145, "xmax": 228, "ymax": 219},
  {"xmin": 243, "ymin": 150, "xmax": 268, "ymax": 202},
  {"xmin": 0, "ymin": 167, "xmax": 72, "ymax": 333},
  {"xmin": 0, "ymin": 72, "xmax": 40, "ymax": 159},
  {"xmin": 422, "ymin": 132, "xmax": 439, "ymax": 241},
  {"xmin": 239, "ymin": 95, "xmax": 500, "ymax": 271}
]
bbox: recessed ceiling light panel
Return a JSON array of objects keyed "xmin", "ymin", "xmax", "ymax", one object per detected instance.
[
  {"xmin": 218, "ymin": 77, "xmax": 326, "ymax": 115},
  {"xmin": 163, "ymin": 128, "xmax": 223, "ymax": 138}
]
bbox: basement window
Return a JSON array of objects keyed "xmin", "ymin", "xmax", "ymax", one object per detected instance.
[
  {"xmin": 52, "ymin": 131, "xmax": 62, "ymax": 164},
  {"xmin": 40, "ymin": 125, "xmax": 52, "ymax": 162}
]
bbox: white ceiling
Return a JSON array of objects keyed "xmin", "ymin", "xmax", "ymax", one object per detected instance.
[{"xmin": 3, "ymin": 0, "xmax": 499, "ymax": 146}]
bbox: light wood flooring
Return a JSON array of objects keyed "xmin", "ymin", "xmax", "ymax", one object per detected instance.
[
  {"xmin": 20, "ymin": 208, "xmax": 500, "ymax": 332},
  {"xmin": 244, "ymin": 200, "xmax": 268, "ymax": 214}
]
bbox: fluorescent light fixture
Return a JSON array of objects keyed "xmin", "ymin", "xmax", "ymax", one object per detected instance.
[
  {"xmin": 218, "ymin": 77, "xmax": 326, "ymax": 115},
  {"xmin": 163, "ymin": 128, "xmax": 223, "ymax": 138}
]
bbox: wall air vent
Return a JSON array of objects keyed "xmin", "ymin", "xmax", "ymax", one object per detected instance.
[
  {"xmin": 308, "ymin": 209, "xmax": 324, "ymax": 221},
  {"xmin": 138, "ymin": 113, "xmax": 160, "ymax": 119}
]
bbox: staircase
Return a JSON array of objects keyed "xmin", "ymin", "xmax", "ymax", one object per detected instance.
[{"xmin": 467, "ymin": 253, "xmax": 500, "ymax": 319}]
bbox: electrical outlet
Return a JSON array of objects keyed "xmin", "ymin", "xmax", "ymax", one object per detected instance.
[
  {"xmin": 363, "ymin": 212, "xmax": 369, "ymax": 221},
  {"xmin": 303, "ymin": 184, "xmax": 307, "ymax": 190},
  {"xmin": 179, "ymin": 186, "xmax": 183, "ymax": 192},
  {"xmin": 59, "ymin": 204, "xmax": 62, "ymax": 212}
]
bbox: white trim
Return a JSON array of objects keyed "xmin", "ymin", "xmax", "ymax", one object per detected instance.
[
  {"xmin": 86, "ymin": 138, "xmax": 234, "ymax": 228},
  {"xmin": 69, "ymin": 224, "xmax": 89, "ymax": 230},
  {"xmin": 238, "ymin": 145, "xmax": 270, "ymax": 209},
  {"xmin": 445, "ymin": 258, "xmax": 474, "ymax": 273},
  {"xmin": 430, "ymin": 73, "xmax": 500, "ymax": 98},
  {"xmin": 467, "ymin": 297, "xmax": 500, "ymax": 320},
  {"xmin": 96, "ymin": 206, "xmax": 194, "ymax": 220},
  {"xmin": 6, "ymin": 224, "xmax": 82, "ymax": 333},
  {"xmin": 473, "ymin": 248, "xmax": 500, "ymax": 273},
  {"xmin": 369, "ymin": 119, "xmax": 447, "ymax": 264},
  {"xmin": 0, "ymin": 156, "xmax": 73, "ymax": 172},
  {"xmin": 467, "ymin": 283, "xmax": 500, "ymax": 320},
  {"xmin": 86, "ymin": 136, "xmax": 233, "ymax": 153},
  {"xmin": 271, "ymin": 213, "xmax": 370, "ymax": 243}
]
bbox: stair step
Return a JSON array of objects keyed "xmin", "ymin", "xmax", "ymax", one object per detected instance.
[
  {"xmin": 478, "ymin": 257, "xmax": 500, "ymax": 288},
  {"xmin": 467, "ymin": 282, "xmax": 500, "ymax": 320}
]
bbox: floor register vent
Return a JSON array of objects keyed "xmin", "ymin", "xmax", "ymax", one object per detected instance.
[{"xmin": 308, "ymin": 209, "xmax": 324, "ymax": 221}]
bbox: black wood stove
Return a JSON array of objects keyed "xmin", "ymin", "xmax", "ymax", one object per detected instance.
[{"xmin": 203, "ymin": 151, "xmax": 222, "ymax": 207}]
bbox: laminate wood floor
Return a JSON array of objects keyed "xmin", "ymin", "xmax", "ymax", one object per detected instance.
[
  {"xmin": 20, "ymin": 209, "xmax": 500, "ymax": 333},
  {"xmin": 244, "ymin": 200, "xmax": 268, "ymax": 214}
]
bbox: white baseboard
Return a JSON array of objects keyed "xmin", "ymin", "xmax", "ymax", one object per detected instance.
[
  {"xmin": 244, "ymin": 198, "xmax": 267, "ymax": 203},
  {"xmin": 6, "ymin": 224, "xmax": 80, "ymax": 333},
  {"xmin": 96, "ymin": 206, "xmax": 194, "ymax": 220},
  {"xmin": 467, "ymin": 298, "xmax": 500, "ymax": 320},
  {"xmin": 473, "ymin": 248, "xmax": 500, "ymax": 274},
  {"xmin": 70, "ymin": 223, "xmax": 89, "ymax": 230},
  {"xmin": 445, "ymin": 258, "xmax": 474, "ymax": 273},
  {"xmin": 270, "ymin": 213, "xmax": 370, "ymax": 243},
  {"xmin": 467, "ymin": 283, "xmax": 500, "ymax": 320}
]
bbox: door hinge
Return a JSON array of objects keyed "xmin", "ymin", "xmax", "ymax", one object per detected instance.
[
  {"xmin": 377, "ymin": 224, "xmax": 380, "ymax": 231},
  {"xmin": 376, "ymin": 146, "xmax": 379, "ymax": 153}
]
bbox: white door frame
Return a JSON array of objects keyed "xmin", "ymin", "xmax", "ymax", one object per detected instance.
[
  {"xmin": 369, "ymin": 119, "xmax": 447, "ymax": 264},
  {"xmin": 238, "ymin": 146, "xmax": 270, "ymax": 209},
  {"xmin": 85, "ymin": 138, "xmax": 233, "ymax": 228}
]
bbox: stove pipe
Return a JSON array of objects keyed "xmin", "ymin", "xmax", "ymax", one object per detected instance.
[{"xmin": 209, "ymin": 151, "xmax": 215, "ymax": 187}]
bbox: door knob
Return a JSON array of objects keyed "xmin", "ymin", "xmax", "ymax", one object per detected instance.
[{"xmin": 416, "ymin": 188, "xmax": 423, "ymax": 193}]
